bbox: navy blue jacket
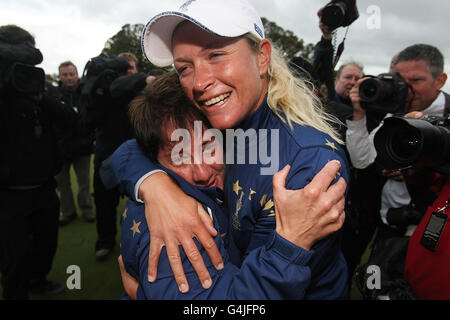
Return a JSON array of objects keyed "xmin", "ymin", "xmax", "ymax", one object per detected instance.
[
  {"xmin": 120, "ymin": 163, "xmax": 315, "ymax": 299},
  {"xmin": 103, "ymin": 96, "xmax": 350, "ymax": 299}
]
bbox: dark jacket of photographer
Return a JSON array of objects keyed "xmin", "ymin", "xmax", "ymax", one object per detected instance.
[
  {"xmin": 0, "ymin": 85, "xmax": 77, "ymax": 188},
  {"xmin": 82, "ymin": 71, "xmax": 148, "ymax": 169},
  {"xmin": 51, "ymin": 81, "xmax": 94, "ymax": 161},
  {"xmin": 313, "ymin": 36, "xmax": 385, "ymax": 132}
]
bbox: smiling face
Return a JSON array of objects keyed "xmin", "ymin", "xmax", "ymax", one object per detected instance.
[
  {"xmin": 393, "ymin": 60, "xmax": 447, "ymax": 112},
  {"xmin": 157, "ymin": 121, "xmax": 225, "ymax": 189},
  {"xmin": 172, "ymin": 22, "xmax": 271, "ymax": 130}
]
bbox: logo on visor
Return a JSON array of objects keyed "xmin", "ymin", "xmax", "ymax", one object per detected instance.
[
  {"xmin": 254, "ymin": 23, "xmax": 263, "ymax": 38},
  {"xmin": 180, "ymin": 0, "xmax": 197, "ymax": 11}
]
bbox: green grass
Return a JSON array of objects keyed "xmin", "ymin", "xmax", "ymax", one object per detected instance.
[{"xmin": 1, "ymin": 156, "xmax": 127, "ymax": 300}]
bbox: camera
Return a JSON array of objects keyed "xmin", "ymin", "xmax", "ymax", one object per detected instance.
[
  {"xmin": 374, "ymin": 115, "xmax": 450, "ymax": 175},
  {"xmin": 80, "ymin": 54, "xmax": 131, "ymax": 97},
  {"xmin": 4, "ymin": 63, "xmax": 45, "ymax": 95},
  {"xmin": 82, "ymin": 54, "xmax": 130, "ymax": 78},
  {"xmin": 386, "ymin": 206, "xmax": 424, "ymax": 228},
  {"xmin": 359, "ymin": 72, "xmax": 409, "ymax": 114},
  {"xmin": 321, "ymin": 0, "xmax": 359, "ymax": 31},
  {"xmin": 0, "ymin": 40, "xmax": 45, "ymax": 95}
]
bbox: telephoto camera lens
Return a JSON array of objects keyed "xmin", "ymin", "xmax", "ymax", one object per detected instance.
[
  {"xmin": 374, "ymin": 116, "xmax": 450, "ymax": 172},
  {"xmin": 388, "ymin": 127, "xmax": 422, "ymax": 163}
]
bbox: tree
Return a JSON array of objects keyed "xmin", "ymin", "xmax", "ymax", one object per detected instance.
[
  {"xmin": 45, "ymin": 73, "xmax": 59, "ymax": 86},
  {"xmin": 261, "ymin": 17, "xmax": 314, "ymax": 61},
  {"xmin": 102, "ymin": 24, "xmax": 168, "ymax": 74},
  {"xmin": 102, "ymin": 19, "xmax": 314, "ymax": 72}
]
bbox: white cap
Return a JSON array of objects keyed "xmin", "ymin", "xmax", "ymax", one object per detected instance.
[{"xmin": 141, "ymin": 0, "xmax": 265, "ymax": 67}]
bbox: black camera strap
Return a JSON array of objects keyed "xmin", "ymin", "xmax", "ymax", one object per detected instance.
[{"xmin": 332, "ymin": 26, "xmax": 349, "ymax": 69}]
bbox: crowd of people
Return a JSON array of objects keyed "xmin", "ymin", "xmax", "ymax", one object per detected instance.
[{"xmin": 0, "ymin": 0, "xmax": 449, "ymax": 301}]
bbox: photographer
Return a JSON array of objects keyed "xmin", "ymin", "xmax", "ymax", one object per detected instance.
[
  {"xmin": 80, "ymin": 52, "xmax": 156, "ymax": 261},
  {"xmin": 0, "ymin": 25, "xmax": 77, "ymax": 299},
  {"xmin": 358, "ymin": 112, "xmax": 450, "ymax": 299},
  {"xmin": 312, "ymin": 3, "xmax": 384, "ymax": 288},
  {"xmin": 346, "ymin": 44, "xmax": 448, "ymax": 299},
  {"xmin": 403, "ymin": 148, "xmax": 450, "ymax": 299}
]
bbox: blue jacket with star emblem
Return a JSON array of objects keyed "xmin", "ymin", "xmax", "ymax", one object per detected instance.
[
  {"xmin": 103, "ymin": 96, "xmax": 350, "ymax": 299},
  {"xmin": 120, "ymin": 161, "xmax": 315, "ymax": 299}
]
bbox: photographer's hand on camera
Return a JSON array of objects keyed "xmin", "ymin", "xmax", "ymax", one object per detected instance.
[
  {"xmin": 404, "ymin": 111, "xmax": 424, "ymax": 120},
  {"xmin": 349, "ymin": 77, "xmax": 369, "ymax": 120},
  {"xmin": 317, "ymin": 8, "xmax": 333, "ymax": 41}
]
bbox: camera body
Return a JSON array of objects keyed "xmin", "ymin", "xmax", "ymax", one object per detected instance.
[
  {"xmin": 80, "ymin": 54, "xmax": 131, "ymax": 97},
  {"xmin": 359, "ymin": 72, "xmax": 409, "ymax": 114},
  {"xmin": 374, "ymin": 114, "xmax": 450, "ymax": 175},
  {"xmin": 0, "ymin": 41, "xmax": 45, "ymax": 95},
  {"xmin": 321, "ymin": 0, "xmax": 359, "ymax": 31},
  {"xmin": 3, "ymin": 63, "xmax": 45, "ymax": 95},
  {"xmin": 82, "ymin": 54, "xmax": 130, "ymax": 78}
]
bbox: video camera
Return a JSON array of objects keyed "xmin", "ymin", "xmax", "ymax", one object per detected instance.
[
  {"xmin": 374, "ymin": 114, "xmax": 450, "ymax": 175},
  {"xmin": 321, "ymin": 0, "xmax": 359, "ymax": 31},
  {"xmin": 82, "ymin": 54, "xmax": 130, "ymax": 78},
  {"xmin": 359, "ymin": 72, "xmax": 409, "ymax": 114},
  {"xmin": 0, "ymin": 40, "xmax": 45, "ymax": 95},
  {"xmin": 80, "ymin": 54, "xmax": 130, "ymax": 97}
]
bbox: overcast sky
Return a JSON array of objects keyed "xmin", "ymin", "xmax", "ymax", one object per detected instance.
[{"xmin": 1, "ymin": 0, "xmax": 449, "ymax": 92}]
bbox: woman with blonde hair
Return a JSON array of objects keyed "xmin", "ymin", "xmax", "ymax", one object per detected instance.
[{"xmin": 106, "ymin": 0, "xmax": 349, "ymax": 299}]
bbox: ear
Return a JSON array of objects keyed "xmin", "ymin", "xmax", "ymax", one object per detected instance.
[
  {"xmin": 258, "ymin": 39, "xmax": 272, "ymax": 76},
  {"xmin": 435, "ymin": 72, "xmax": 448, "ymax": 90}
]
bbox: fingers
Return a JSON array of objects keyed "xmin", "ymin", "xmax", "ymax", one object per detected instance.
[
  {"xmin": 179, "ymin": 235, "xmax": 213, "ymax": 291},
  {"xmin": 150, "ymin": 232, "xmax": 219, "ymax": 293},
  {"xmin": 405, "ymin": 111, "xmax": 423, "ymax": 119},
  {"xmin": 118, "ymin": 254, "xmax": 124, "ymax": 271},
  {"xmin": 164, "ymin": 240, "xmax": 189, "ymax": 293},
  {"xmin": 272, "ymin": 165, "xmax": 291, "ymax": 196},
  {"xmin": 319, "ymin": 177, "xmax": 346, "ymax": 223},
  {"xmin": 196, "ymin": 204, "xmax": 224, "ymax": 271},
  {"xmin": 195, "ymin": 226, "xmax": 224, "ymax": 271},
  {"xmin": 317, "ymin": 7, "xmax": 324, "ymax": 17},
  {"xmin": 326, "ymin": 176, "xmax": 347, "ymax": 200},
  {"xmin": 317, "ymin": 198, "xmax": 346, "ymax": 240},
  {"xmin": 197, "ymin": 203, "xmax": 217, "ymax": 237},
  {"xmin": 148, "ymin": 237, "xmax": 164, "ymax": 282},
  {"xmin": 306, "ymin": 160, "xmax": 341, "ymax": 194}
]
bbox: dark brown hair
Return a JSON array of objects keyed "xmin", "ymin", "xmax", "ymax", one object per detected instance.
[{"xmin": 128, "ymin": 71, "xmax": 209, "ymax": 161}]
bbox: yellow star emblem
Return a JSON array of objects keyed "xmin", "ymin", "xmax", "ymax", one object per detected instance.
[
  {"xmin": 130, "ymin": 219, "xmax": 142, "ymax": 238},
  {"xmin": 248, "ymin": 188, "xmax": 256, "ymax": 200},
  {"xmin": 263, "ymin": 199, "xmax": 274, "ymax": 211},
  {"xmin": 325, "ymin": 139, "xmax": 338, "ymax": 151},
  {"xmin": 260, "ymin": 194, "xmax": 267, "ymax": 207},
  {"xmin": 122, "ymin": 208, "xmax": 128, "ymax": 220},
  {"xmin": 233, "ymin": 180, "xmax": 243, "ymax": 195}
]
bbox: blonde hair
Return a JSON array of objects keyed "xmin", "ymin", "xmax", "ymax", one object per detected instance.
[{"xmin": 246, "ymin": 35, "xmax": 343, "ymax": 145}]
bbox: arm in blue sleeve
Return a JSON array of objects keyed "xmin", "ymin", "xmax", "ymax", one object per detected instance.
[
  {"xmin": 286, "ymin": 146, "xmax": 350, "ymax": 300},
  {"xmin": 99, "ymin": 139, "xmax": 165, "ymax": 200},
  {"xmin": 135, "ymin": 231, "xmax": 313, "ymax": 300}
]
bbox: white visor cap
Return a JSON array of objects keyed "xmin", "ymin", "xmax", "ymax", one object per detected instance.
[{"xmin": 141, "ymin": 0, "xmax": 265, "ymax": 67}]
